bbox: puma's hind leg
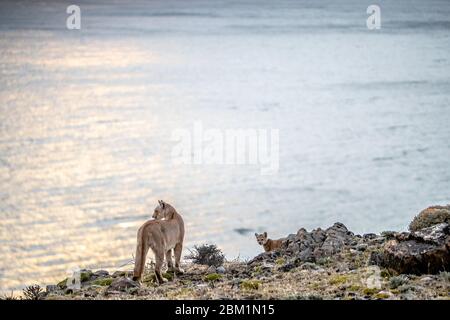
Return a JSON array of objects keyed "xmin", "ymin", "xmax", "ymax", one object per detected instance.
[
  {"xmin": 174, "ymin": 243, "xmax": 184, "ymax": 274},
  {"xmin": 165, "ymin": 249, "xmax": 174, "ymax": 272},
  {"xmin": 154, "ymin": 249, "xmax": 167, "ymax": 284}
]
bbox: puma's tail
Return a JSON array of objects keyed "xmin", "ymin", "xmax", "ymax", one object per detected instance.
[{"xmin": 133, "ymin": 229, "xmax": 147, "ymax": 281}]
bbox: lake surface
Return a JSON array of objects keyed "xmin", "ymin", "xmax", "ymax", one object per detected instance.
[{"xmin": 1, "ymin": 0, "xmax": 449, "ymax": 292}]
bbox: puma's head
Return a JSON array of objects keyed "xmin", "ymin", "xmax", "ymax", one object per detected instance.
[
  {"xmin": 255, "ymin": 232, "xmax": 268, "ymax": 245},
  {"xmin": 153, "ymin": 200, "xmax": 175, "ymax": 220}
]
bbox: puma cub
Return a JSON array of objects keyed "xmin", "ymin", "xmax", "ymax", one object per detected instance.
[{"xmin": 255, "ymin": 232, "xmax": 283, "ymax": 252}]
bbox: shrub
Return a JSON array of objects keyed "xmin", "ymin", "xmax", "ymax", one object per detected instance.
[
  {"xmin": 389, "ymin": 275, "xmax": 408, "ymax": 289},
  {"xmin": 240, "ymin": 279, "xmax": 262, "ymax": 290},
  {"xmin": 0, "ymin": 291, "xmax": 18, "ymax": 300},
  {"xmin": 23, "ymin": 285, "xmax": 44, "ymax": 300},
  {"xmin": 185, "ymin": 244, "xmax": 225, "ymax": 267},
  {"xmin": 439, "ymin": 271, "xmax": 450, "ymax": 282}
]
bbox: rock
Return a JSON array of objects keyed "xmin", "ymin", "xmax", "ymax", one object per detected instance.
[
  {"xmin": 46, "ymin": 285, "xmax": 58, "ymax": 293},
  {"xmin": 411, "ymin": 222, "xmax": 448, "ymax": 244},
  {"xmin": 299, "ymin": 262, "xmax": 319, "ymax": 270},
  {"xmin": 369, "ymin": 236, "xmax": 386, "ymax": 245},
  {"xmin": 419, "ymin": 276, "xmax": 433, "ymax": 283},
  {"xmin": 207, "ymin": 266, "xmax": 217, "ymax": 274},
  {"xmin": 409, "ymin": 205, "xmax": 450, "ymax": 231},
  {"xmin": 376, "ymin": 290, "xmax": 393, "ymax": 299},
  {"xmin": 106, "ymin": 277, "xmax": 139, "ymax": 292},
  {"xmin": 93, "ymin": 270, "xmax": 109, "ymax": 278},
  {"xmin": 279, "ymin": 263, "xmax": 295, "ymax": 272},
  {"xmin": 370, "ymin": 223, "xmax": 450, "ymax": 275},
  {"xmin": 247, "ymin": 251, "xmax": 279, "ymax": 266},
  {"xmin": 320, "ymin": 222, "xmax": 353, "ymax": 256},
  {"xmin": 334, "ymin": 262, "xmax": 349, "ymax": 273},
  {"xmin": 363, "ymin": 233, "xmax": 377, "ymax": 240},
  {"xmin": 297, "ymin": 247, "xmax": 314, "ymax": 262},
  {"xmin": 260, "ymin": 262, "xmax": 276, "ymax": 271},
  {"xmin": 311, "ymin": 228, "xmax": 327, "ymax": 243},
  {"xmin": 216, "ymin": 266, "xmax": 226, "ymax": 274},
  {"xmin": 259, "ymin": 222, "xmax": 357, "ymax": 265},
  {"xmin": 381, "ymin": 231, "xmax": 397, "ymax": 239},
  {"xmin": 355, "ymin": 243, "xmax": 368, "ymax": 251},
  {"xmin": 112, "ymin": 270, "xmax": 132, "ymax": 278}
]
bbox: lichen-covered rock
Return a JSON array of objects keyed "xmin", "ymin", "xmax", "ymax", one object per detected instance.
[
  {"xmin": 409, "ymin": 205, "xmax": 450, "ymax": 231},
  {"xmin": 370, "ymin": 223, "xmax": 450, "ymax": 275}
]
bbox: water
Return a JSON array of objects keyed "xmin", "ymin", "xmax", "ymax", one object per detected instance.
[{"xmin": 0, "ymin": 0, "xmax": 449, "ymax": 293}]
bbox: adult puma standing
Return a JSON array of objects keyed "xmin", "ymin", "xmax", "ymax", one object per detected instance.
[{"xmin": 132, "ymin": 200, "xmax": 185, "ymax": 284}]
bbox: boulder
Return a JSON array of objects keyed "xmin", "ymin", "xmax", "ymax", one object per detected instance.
[
  {"xmin": 409, "ymin": 205, "xmax": 450, "ymax": 231},
  {"xmin": 106, "ymin": 277, "xmax": 139, "ymax": 292},
  {"xmin": 216, "ymin": 266, "xmax": 226, "ymax": 274},
  {"xmin": 370, "ymin": 223, "xmax": 450, "ymax": 275},
  {"xmin": 91, "ymin": 270, "xmax": 110, "ymax": 280}
]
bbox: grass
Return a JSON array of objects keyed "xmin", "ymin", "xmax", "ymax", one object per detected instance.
[
  {"xmin": 92, "ymin": 278, "xmax": 113, "ymax": 286},
  {"xmin": 240, "ymin": 279, "xmax": 262, "ymax": 290},
  {"xmin": 389, "ymin": 275, "xmax": 409, "ymax": 289},
  {"xmin": 362, "ymin": 287, "xmax": 380, "ymax": 295},
  {"xmin": 374, "ymin": 292, "xmax": 390, "ymax": 299},
  {"xmin": 204, "ymin": 273, "xmax": 222, "ymax": 282},
  {"xmin": 329, "ymin": 275, "xmax": 348, "ymax": 285}
]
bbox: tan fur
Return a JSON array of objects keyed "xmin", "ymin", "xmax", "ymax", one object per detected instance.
[
  {"xmin": 255, "ymin": 232, "xmax": 283, "ymax": 252},
  {"xmin": 132, "ymin": 200, "xmax": 185, "ymax": 284}
]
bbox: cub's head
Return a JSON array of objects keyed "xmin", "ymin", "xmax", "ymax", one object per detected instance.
[
  {"xmin": 152, "ymin": 200, "xmax": 173, "ymax": 220},
  {"xmin": 255, "ymin": 232, "xmax": 268, "ymax": 245}
]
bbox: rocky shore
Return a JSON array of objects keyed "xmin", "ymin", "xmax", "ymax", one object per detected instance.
[{"xmin": 14, "ymin": 205, "xmax": 450, "ymax": 300}]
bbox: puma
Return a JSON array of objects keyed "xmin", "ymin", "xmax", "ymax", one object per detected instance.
[{"xmin": 132, "ymin": 200, "xmax": 185, "ymax": 284}]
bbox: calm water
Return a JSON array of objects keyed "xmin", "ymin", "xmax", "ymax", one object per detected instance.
[{"xmin": 1, "ymin": 0, "xmax": 449, "ymax": 292}]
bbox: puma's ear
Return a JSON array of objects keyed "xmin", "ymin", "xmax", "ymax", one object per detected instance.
[
  {"xmin": 263, "ymin": 232, "xmax": 267, "ymax": 238},
  {"xmin": 254, "ymin": 233, "xmax": 258, "ymax": 237}
]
